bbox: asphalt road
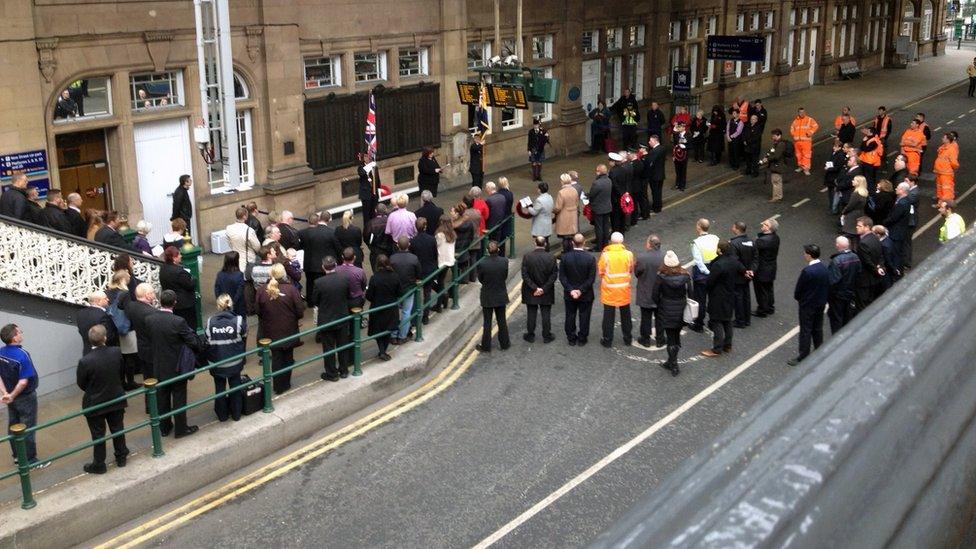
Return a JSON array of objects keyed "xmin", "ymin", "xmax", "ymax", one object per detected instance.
[{"xmin": 96, "ymin": 82, "xmax": 975, "ymax": 548}]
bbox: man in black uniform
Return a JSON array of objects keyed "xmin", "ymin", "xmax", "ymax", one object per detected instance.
[
  {"xmin": 41, "ymin": 189, "xmax": 70, "ymax": 233},
  {"xmin": 469, "ymin": 136, "xmax": 485, "ymax": 188},
  {"xmin": 476, "ymin": 242, "xmax": 510, "ymax": 352},
  {"xmin": 628, "ymin": 151, "xmax": 649, "ymax": 223},
  {"xmin": 644, "ymin": 135, "xmax": 666, "ymax": 214},
  {"xmin": 729, "ymin": 222, "xmax": 757, "ymax": 328},
  {"xmin": 611, "ymin": 89, "xmax": 640, "ymax": 150},
  {"xmin": 521, "ymin": 236, "xmax": 558, "ymax": 343},
  {"xmin": 608, "ymin": 152, "xmax": 630, "ymax": 232},
  {"xmin": 357, "ymin": 153, "xmax": 378, "ymax": 228},
  {"xmin": 753, "ymin": 218, "xmax": 781, "ymax": 317}
]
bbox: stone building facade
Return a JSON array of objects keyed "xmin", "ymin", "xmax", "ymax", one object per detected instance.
[{"xmin": 0, "ymin": 0, "xmax": 948, "ymax": 248}]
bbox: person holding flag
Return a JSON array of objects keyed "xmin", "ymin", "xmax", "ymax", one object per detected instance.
[
  {"xmin": 361, "ymin": 92, "xmax": 380, "ymax": 227},
  {"xmin": 469, "ymin": 83, "xmax": 491, "ymax": 188}
]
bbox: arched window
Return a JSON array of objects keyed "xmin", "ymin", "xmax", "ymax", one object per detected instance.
[
  {"xmin": 233, "ymin": 71, "xmax": 253, "ymax": 187},
  {"xmin": 902, "ymin": 2, "xmax": 915, "ymax": 38},
  {"xmin": 233, "ymin": 72, "xmax": 248, "ymax": 100},
  {"xmin": 921, "ymin": 1, "xmax": 934, "ymax": 41}
]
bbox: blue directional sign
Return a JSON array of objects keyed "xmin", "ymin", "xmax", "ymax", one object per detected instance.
[
  {"xmin": 706, "ymin": 35, "xmax": 766, "ymax": 62},
  {"xmin": 672, "ymin": 68, "xmax": 692, "ymax": 95},
  {"xmin": 0, "ymin": 150, "xmax": 49, "ymax": 179}
]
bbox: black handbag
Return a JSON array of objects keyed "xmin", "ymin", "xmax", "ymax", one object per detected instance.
[{"xmin": 240, "ymin": 374, "xmax": 264, "ymax": 415}]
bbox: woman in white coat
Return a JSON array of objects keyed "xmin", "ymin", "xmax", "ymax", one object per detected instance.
[{"xmin": 526, "ymin": 181, "xmax": 554, "ymax": 248}]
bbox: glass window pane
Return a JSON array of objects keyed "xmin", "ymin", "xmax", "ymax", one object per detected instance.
[
  {"xmin": 304, "ymin": 57, "xmax": 339, "ymax": 89},
  {"xmin": 54, "ymin": 77, "xmax": 112, "ymax": 121},
  {"xmin": 130, "ymin": 72, "xmax": 181, "ymax": 110}
]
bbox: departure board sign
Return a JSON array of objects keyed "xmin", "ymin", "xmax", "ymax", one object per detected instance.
[
  {"xmin": 488, "ymin": 84, "xmax": 528, "ymax": 109},
  {"xmin": 706, "ymin": 35, "xmax": 766, "ymax": 62},
  {"xmin": 456, "ymin": 81, "xmax": 480, "ymax": 106}
]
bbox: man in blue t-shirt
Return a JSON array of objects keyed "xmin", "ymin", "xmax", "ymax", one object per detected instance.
[{"xmin": 0, "ymin": 324, "xmax": 44, "ymax": 468}]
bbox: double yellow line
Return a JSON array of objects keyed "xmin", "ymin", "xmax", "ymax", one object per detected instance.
[{"xmin": 98, "ymin": 283, "xmax": 524, "ymax": 548}]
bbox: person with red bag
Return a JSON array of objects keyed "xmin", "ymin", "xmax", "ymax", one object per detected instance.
[{"xmin": 672, "ymin": 122, "xmax": 690, "ymax": 191}]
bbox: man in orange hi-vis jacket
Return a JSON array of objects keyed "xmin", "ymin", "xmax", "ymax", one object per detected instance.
[
  {"xmin": 900, "ymin": 118, "xmax": 927, "ymax": 177},
  {"xmin": 834, "ymin": 106, "xmax": 855, "ymax": 130},
  {"xmin": 790, "ymin": 108, "xmax": 819, "ymax": 176},
  {"xmin": 933, "ymin": 132, "xmax": 960, "ymax": 202}
]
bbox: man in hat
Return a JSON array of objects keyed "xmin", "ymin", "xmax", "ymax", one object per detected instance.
[
  {"xmin": 608, "ymin": 152, "xmax": 630, "ymax": 233},
  {"xmin": 672, "ymin": 123, "xmax": 690, "ymax": 191}
]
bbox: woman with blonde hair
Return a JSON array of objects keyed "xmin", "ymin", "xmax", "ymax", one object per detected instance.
[
  {"xmin": 106, "ymin": 269, "xmax": 140, "ymax": 390},
  {"xmin": 335, "ymin": 209, "xmax": 364, "ymax": 267},
  {"xmin": 841, "ymin": 175, "xmax": 869, "ymax": 240},
  {"xmin": 85, "ymin": 209, "xmax": 104, "ymax": 241},
  {"xmin": 205, "ymin": 294, "xmax": 247, "ymax": 421},
  {"xmin": 433, "ymin": 214, "xmax": 457, "ymax": 311},
  {"xmin": 255, "ymin": 263, "xmax": 305, "ymax": 395},
  {"xmin": 162, "ymin": 217, "xmax": 187, "ymax": 251}
]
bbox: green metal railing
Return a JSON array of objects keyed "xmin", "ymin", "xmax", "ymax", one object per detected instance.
[{"xmin": 1, "ymin": 215, "xmax": 515, "ymax": 509}]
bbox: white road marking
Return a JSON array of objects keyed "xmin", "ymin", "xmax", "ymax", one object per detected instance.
[
  {"xmin": 771, "ymin": 213, "xmax": 782, "ymax": 220},
  {"xmin": 969, "ymin": 109, "xmax": 975, "ymax": 114},
  {"xmin": 935, "ymin": 126, "xmax": 943, "ymax": 131},
  {"xmin": 958, "ymin": 114, "xmax": 967, "ymax": 120},
  {"xmin": 792, "ymin": 198, "xmax": 810, "ymax": 208},
  {"xmin": 913, "ymin": 180, "xmax": 976, "ymax": 238},
  {"xmin": 471, "ymin": 327, "xmax": 801, "ymax": 549},
  {"xmin": 819, "ymin": 187, "xmax": 827, "ymax": 193},
  {"xmin": 947, "ymin": 119, "xmax": 955, "ymax": 125}
]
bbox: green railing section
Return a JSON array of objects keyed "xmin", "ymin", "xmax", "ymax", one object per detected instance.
[{"xmin": 1, "ymin": 215, "xmax": 515, "ymax": 510}]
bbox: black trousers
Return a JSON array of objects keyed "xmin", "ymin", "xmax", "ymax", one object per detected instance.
[
  {"xmin": 158, "ymin": 380, "xmax": 188, "ymax": 435},
  {"xmin": 754, "ymin": 279, "xmax": 775, "ymax": 314},
  {"xmin": 175, "ymin": 307, "xmax": 197, "ymax": 333},
  {"xmin": 900, "ymin": 236, "xmax": 913, "ymax": 271},
  {"xmin": 827, "ymin": 295, "xmax": 855, "ymax": 334},
  {"xmin": 650, "ymin": 179, "xmax": 664, "ymax": 213},
  {"xmin": 86, "ymin": 409, "xmax": 128, "ymax": 466},
  {"xmin": 593, "ymin": 214, "xmax": 611, "ymax": 250},
  {"xmin": 601, "ymin": 304, "xmax": 632, "ymax": 344},
  {"xmin": 861, "ymin": 164, "xmax": 878, "ymax": 194},
  {"xmin": 213, "ymin": 374, "xmax": 244, "ymax": 421},
  {"xmin": 639, "ymin": 307, "xmax": 664, "ymax": 344},
  {"xmin": 633, "ymin": 181, "xmax": 651, "ymax": 220},
  {"xmin": 855, "ymin": 284, "xmax": 879, "ymax": 312},
  {"xmin": 693, "ymin": 139, "xmax": 706, "ymax": 162},
  {"xmin": 433, "ymin": 269, "xmax": 449, "ymax": 309},
  {"xmin": 305, "ymin": 272, "xmax": 324, "ymax": 305},
  {"xmin": 692, "ymin": 279, "xmax": 708, "ymax": 328},
  {"xmin": 709, "ymin": 319, "xmax": 733, "ymax": 352},
  {"xmin": 525, "ymin": 304, "xmax": 552, "ymax": 338},
  {"xmin": 733, "ymin": 284, "xmax": 752, "ymax": 325},
  {"xmin": 121, "ymin": 352, "xmax": 139, "ymax": 385},
  {"xmin": 674, "ymin": 161, "xmax": 688, "ymax": 190},
  {"xmin": 797, "ymin": 306, "xmax": 824, "ymax": 359},
  {"xmin": 611, "ymin": 206, "xmax": 626, "ymax": 233},
  {"xmin": 320, "ymin": 326, "xmax": 351, "ymax": 378},
  {"xmin": 481, "ymin": 306, "xmax": 510, "ymax": 350},
  {"xmin": 622, "ymin": 125, "xmax": 637, "ymax": 149},
  {"xmin": 729, "ymin": 140, "xmax": 741, "ymax": 169},
  {"xmin": 471, "ymin": 172, "xmax": 484, "ymax": 188},
  {"xmin": 271, "ymin": 348, "xmax": 294, "ymax": 394},
  {"xmin": 564, "ymin": 298, "xmax": 593, "ymax": 342},
  {"xmin": 969, "ymin": 77, "xmax": 976, "ymax": 97},
  {"xmin": 419, "ymin": 180, "xmax": 439, "ymax": 197},
  {"xmin": 665, "ymin": 327, "xmax": 682, "ymax": 349}
]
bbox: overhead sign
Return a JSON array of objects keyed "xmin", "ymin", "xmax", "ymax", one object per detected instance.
[
  {"xmin": 456, "ymin": 81, "xmax": 480, "ymax": 106},
  {"xmin": 488, "ymin": 84, "xmax": 528, "ymax": 109},
  {"xmin": 0, "ymin": 149, "xmax": 49, "ymax": 179},
  {"xmin": 706, "ymin": 35, "xmax": 766, "ymax": 62},
  {"xmin": 672, "ymin": 68, "xmax": 692, "ymax": 95}
]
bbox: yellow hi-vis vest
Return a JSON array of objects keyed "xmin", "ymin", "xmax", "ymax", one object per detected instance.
[
  {"xmin": 939, "ymin": 213, "xmax": 966, "ymax": 243},
  {"xmin": 598, "ymin": 244, "xmax": 634, "ymax": 306}
]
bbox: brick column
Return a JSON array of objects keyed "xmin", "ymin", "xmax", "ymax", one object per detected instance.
[
  {"xmin": 717, "ymin": 0, "xmax": 742, "ymax": 105},
  {"xmin": 821, "ymin": 0, "xmax": 838, "ymax": 83},
  {"xmin": 554, "ymin": 0, "xmax": 587, "ymax": 154},
  {"xmin": 647, "ymin": 0, "xmax": 673, "ymax": 105},
  {"xmin": 773, "ymin": 0, "xmax": 795, "ymax": 97},
  {"xmin": 436, "ymin": 0, "xmax": 471, "ymax": 184}
]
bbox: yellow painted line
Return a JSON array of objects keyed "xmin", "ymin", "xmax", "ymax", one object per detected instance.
[{"xmin": 98, "ymin": 284, "xmax": 523, "ymax": 548}]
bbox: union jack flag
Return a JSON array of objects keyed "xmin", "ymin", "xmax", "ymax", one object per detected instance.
[{"xmin": 365, "ymin": 92, "xmax": 377, "ymax": 161}]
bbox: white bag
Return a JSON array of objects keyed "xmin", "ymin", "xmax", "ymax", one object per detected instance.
[{"xmin": 683, "ymin": 298, "xmax": 699, "ymax": 324}]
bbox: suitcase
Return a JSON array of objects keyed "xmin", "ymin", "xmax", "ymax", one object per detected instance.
[
  {"xmin": 240, "ymin": 375, "xmax": 264, "ymax": 416},
  {"xmin": 603, "ymin": 137, "xmax": 618, "ymax": 154}
]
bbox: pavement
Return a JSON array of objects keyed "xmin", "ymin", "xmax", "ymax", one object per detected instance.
[
  {"xmin": 79, "ymin": 48, "xmax": 976, "ymax": 547},
  {"xmin": 1, "ymin": 46, "xmax": 972, "ymax": 546}
]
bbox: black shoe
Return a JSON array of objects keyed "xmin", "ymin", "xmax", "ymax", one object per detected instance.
[
  {"xmin": 379, "ymin": 352, "xmax": 392, "ymax": 361},
  {"xmin": 732, "ymin": 322, "xmax": 747, "ymax": 328},
  {"xmin": 623, "ymin": 338, "xmax": 632, "ymax": 346},
  {"xmin": 500, "ymin": 344, "xmax": 511, "ymax": 351},
  {"xmin": 752, "ymin": 310, "xmax": 768, "ymax": 318},
  {"xmin": 637, "ymin": 337, "xmax": 651, "ymax": 348},
  {"xmin": 320, "ymin": 373, "xmax": 340, "ymax": 382},
  {"xmin": 174, "ymin": 425, "xmax": 199, "ymax": 439},
  {"xmin": 339, "ymin": 371, "xmax": 350, "ymax": 379},
  {"xmin": 116, "ymin": 454, "xmax": 128, "ymax": 468},
  {"xmin": 568, "ymin": 339, "xmax": 577, "ymax": 346},
  {"xmin": 723, "ymin": 345, "xmax": 732, "ymax": 353},
  {"xmin": 475, "ymin": 344, "xmax": 491, "ymax": 353},
  {"xmin": 659, "ymin": 361, "xmax": 672, "ymax": 371},
  {"xmin": 655, "ymin": 340, "xmax": 666, "ymax": 348},
  {"xmin": 787, "ymin": 357, "xmax": 802, "ymax": 366},
  {"xmin": 600, "ymin": 339, "xmax": 612, "ymax": 348},
  {"xmin": 688, "ymin": 325, "xmax": 704, "ymax": 333},
  {"xmin": 542, "ymin": 334, "xmax": 555, "ymax": 344},
  {"xmin": 83, "ymin": 463, "xmax": 107, "ymax": 475},
  {"xmin": 578, "ymin": 338, "xmax": 588, "ymax": 346},
  {"xmin": 670, "ymin": 365, "xmax": 680, "ymax": 377},
  {"xmin": 523, "ymin": 333, "xmax": 536, "ymax": 343},
  {"xmin": 160, "ymin": 428, "xmax": 172, "ymax": 437}
]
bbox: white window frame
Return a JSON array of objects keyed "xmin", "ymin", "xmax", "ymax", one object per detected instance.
[
  {"xmin": 304, "ymin": 56, "xmax": 341, "ymax": 89},
  {"xmin": 737, "ymin": 14, "xmax": 745, "ymax": 32},
  {"xmin": 130, "ymin": 71, "xmax": 184, "ymax": 111},
  {"xmin": 790, "ymin": 8, "xmax": 797, "ymax": 26},
  {"xmin": 532, "ymin": 67, "xmax": 554, "ymax": 122},
  {"xmin": 670, "ymin": 22, "xmax": 681, "ymax": 42},
  {"xmin": 751, "ymin": 13, "xmax": 760, "ymax": 31},
  {"xmin": 686, "ymin": 19, "xmax": 699, "ymax": 40},
  {"xmin": 921, "ymin": 1, "xmax": 934, "ymax": 41},
  {"xmin": 467, "ymin": 41, "xmax": 492, "ymax": 70},
  {"xmin": 812, "ymin": 7, "xmax": 820, "ymax": 23},
  {"xmin": 236, "ymin": 109, "xmax": 254, "ymax": 188},
  {"xmin": 53, "ymin": 76, "xmax": 113, "ymax": 123},
  {"xmin": 354, "ymin": 51, "xmax": 387, "ymax": 83},
  {"xmin": 607, "ymin": 27, "xmax": 623, "ymax": 51},
  {"xmin": 532, "ymin": 35, "xmax": 554, "ymax": 60},
  {"xmin": 629, "ymin": 25, "xmax": 646, "ymax": 47},
  {"xmin": 765, "ymin": 11, "xmax": 774, "ymax": 30},
  {"xmin": 801, "ymin": 7, "xmax": 809, "ymax": 24},
  {"xmin": 668, "ymin": 48, "xmax": 680, "ymax": 84},
  {"xmin": 582, "ymin": 30, "xmax": 599, "ymax": 54},
  {"xmin": 605, "ymin": 55, "xmax": 622, "ymax": 99},
  {"xmin": 840, "ymin": 25, "xmax": 847, "ymax": 58},
  {"xmin": 501, "ymin": 106, "xmax": 523, "ymax": 130},
  {"xmin": 848, "ymin": 23, "xmax": 856, "ymax": 56},
  {"xmin": 787, "ymin": 30, "xmax": 795, "ymax": 67},
  {"xmin": 688, "ymin": 45, "xmax": 698, "ymax": 89},
  {"xmin": 707, "ymin": 16, "xmax": 718, "ymax": 36},
  {"xmin": 763, "ymin": 34, "xmax": 772, "ymax": 73},
  {"xmin": 798, "ymin": 28, "xmax": 807, "ymax": 65},
  {"xmin": 628, "ymin": 53, "xmax": 645, "ymax": 98},
  {"xmin": 398, "ymin": 48, "xmax": 429, "ymax": 77},
  {"xmin": 703, "ymin": 58, "xmax": 715, "ymax": 85}
]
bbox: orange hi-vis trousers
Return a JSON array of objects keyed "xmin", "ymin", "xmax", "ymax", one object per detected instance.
[
  {"xmin": 904, "ymin": 149, "xmax": 921, "ymax": 176},
  {"xmin": 936, "ymin": 174, "xmax": 956, "ymax": 201},
  {"xmin": 794, "ymin": 140, "xmax": 813, "ymax": 170}
]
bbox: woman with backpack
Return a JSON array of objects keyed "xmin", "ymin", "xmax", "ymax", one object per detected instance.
[{"xmin": 106, "ymin": 270, "xmax": 140, "ymax": 390}]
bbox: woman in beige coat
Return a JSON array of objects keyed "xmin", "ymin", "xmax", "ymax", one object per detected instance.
[{"xmin": 552, "ymin": 173, "xmax": 580, "ymax": 241}]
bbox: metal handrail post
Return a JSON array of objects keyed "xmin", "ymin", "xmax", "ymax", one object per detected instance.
[
  {"xmin": 259, "ymin": 338, "xmax": 274, "ymax": 413},
  {"xmin": 10, "ymin": 424, "xmax": 36, "ymax": 509},
  {"xmin": 451, "ymin": 263, "xmax": 461, "ymax": 310},
  {"xmin": 413, "ymin": 281, "xmax": 425, "ymax": 342},
  {"xmin": 144, "ymin": 379, "xmax": 165, "ymax": 458},
  {"xmin": 508, "ymin": 217, "xmax": 515, "ymax": 258},
  {"xmin": 351, "ymin": 307, "xmax": 363, "ymax": 377}
]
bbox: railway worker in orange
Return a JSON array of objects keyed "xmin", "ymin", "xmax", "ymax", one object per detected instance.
[
  {"xmin": 834, "ymin": 106, "xmax": 855, "ymax": 130},
  {"xmin": 900, "ymin": 118, "xmax": 926, "ymax": 177},
  {"xmin": 933, "ymin": 131, "xmax": 960, "ymax": 203},
  {"xmin": 736, "ymin": 96, "xmax": 750, "ymax": 123},
  {"xmin": 790, "ymin": 107, "xmax": 819, "ymax": 176},
  {"xmin": 857, "ymin": 126, "xmax": 884, "ymax": 194}
]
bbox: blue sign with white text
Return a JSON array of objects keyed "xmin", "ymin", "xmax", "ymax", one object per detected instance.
[
  {"xmin": 706, "ymin": 35, "xmax": 766, "ymax": 62},
  {"xmin": 0, "ymin": 150, "xmax": 49, "ymax": 179},
  {"xmin": 672, "ymin": 68, "xmax": 692, "ymax": 95}
]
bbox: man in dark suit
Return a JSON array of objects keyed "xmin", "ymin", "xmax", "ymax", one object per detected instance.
[
  {"xmin": 76, "ymin": 324, "xmax": 129, "ymax": 474},
  {"xmin": 485, "ymin": 181, "xmax": 507, "ymax": 250},
  {"xmin": 834, "ymin": 154, "xmax": 862, "ymax": 210},
  {"xmin": 409, "ymin": 218, "xmax": 438, "ymax": 323},
  {"xmin": 245, "ymin": 202, "xmax": 265, "ymax": 244},
  {"xmin": 147, "ymin": 290, "xmax": 203, "ymax": 438},
  {"xmin": 643, "ymin": 135, "xmax": 667, "ymax": 214},
  {"xmin": 476, "ymin": 241, "xmax": 510, "ymax": 352},
  {"xmin": 827, "ymin": 235, "xmax": 860, "ymax": 334},
  {"xmin": 788, "ymin": 244, "xmax": 831, "ymax": 366},
  {"xmin": 753, "ymin": 218, "xmax": 781, "ymax": 317},
  {"xmin": 77, "ymin": 291, "xmax": 119, "ymax": 356},
  {"xmin": 357, "ymin": 153, "xmax": 378, "ymax": 227},
  {"xmin": 903, "ymin": 177, "xmax": 920, "ymax": 270},
  {"xmin": 855, "ymin": 217, "xmax": 886, "ymax": 311},
  {"xmin": 125, "ymin": 283, "xmax": 157, "ymax": 384},
  {"xmin": 390, "ymin": 236, "xmax": 421, "ymax": 342},
  {"xmin": 171, "ymin": 175, "xmax": 193, "ymax": 234},
  {"xmin": 634, "ymin": 234, "xmax": 665, "ymax": 348},
  {"xmin": 588, "ymin": 165, "xmax": 613, "ymax": 251},
  {"xmin": 94, "ymin": 211, "xmax": 130, "ymax": 249},
  {"xmin": 298, "ymin": 212, "xmax": 341, "ymax": 305},
  {"xmin": 608, "ymin": 153, "xmax": 630, "ymax": 232},
  {"xmin": 41, "ymin": 189, "xmax": 70, "ymax": 233},
  {"xmin": 64, "ymin": 192, "xmax": 87, "ymax": 238},
  {"xmin": 701, "ymin": 241, "xmax": 745, "ymax": 357},
  {"xmin": 311, "ymin": 257, "xmax": 352, "ymax": 381},
  {"xmin": 414, "ymin": 191, "xmax": 443, "ymax": 237},
  {"xmin": 729, "ymin": 222, "xmax": 757, "ymax": 328},
  {"xmin": 521, "ymin": 236, "xmax": 558, "ymax": 343},
  {"xmin": 277, "ymin": 211, "xmax": 301, "ymax": 251},
  {"xmin": 883, "ymin": 182, "xmax": 912, "ymax": 278},
  {"xmin": 559, "ymin": 234, "xmax": 596, "ymax": 346}
]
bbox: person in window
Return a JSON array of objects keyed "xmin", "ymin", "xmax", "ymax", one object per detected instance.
[
  {"xmin": 137, "ymin": 89, "xmax": 152, "ymax": 109},
  {"xmin": 54, "ymin": 89, "xmax": 79, "ymax": 119},
  {"xmin": 417, "ymin": 148, "xmax": 441, "ymax": 197},
  {"xmin": 527, "ymin": 118, "xmax": 550, "ymax": 182}
]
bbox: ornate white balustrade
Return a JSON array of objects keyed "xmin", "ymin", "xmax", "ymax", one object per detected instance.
[{"xmin": 0, "ymin": 218, "xmax": 161, "ymax": 305}]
